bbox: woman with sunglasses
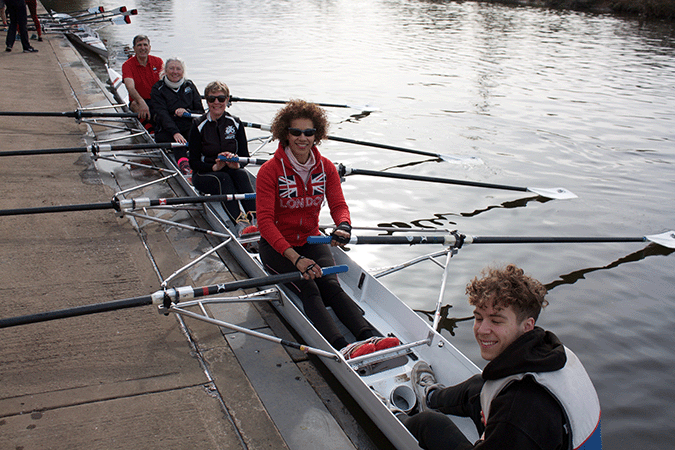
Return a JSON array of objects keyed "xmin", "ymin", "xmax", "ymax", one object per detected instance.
[
  {"xmin": 150, "ymin": 57, "xmax": 204, "ymax": 178},
  {"xmin": 256, "ymin": 100, "xmax": 397, "ymax": 357},
  {"xmin": 188, "ymin": 81, "xmax": 255, "ymax": 226}
]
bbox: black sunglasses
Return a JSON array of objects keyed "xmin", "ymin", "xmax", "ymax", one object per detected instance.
[
  {"xmin": 288, "ymin": 127, "xmax": 316, "ymax": 137},
  {"xmin": 206, "ymin": 95, "xmax": 228, "ymax": 103}
]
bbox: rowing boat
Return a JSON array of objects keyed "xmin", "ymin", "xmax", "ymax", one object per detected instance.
[
  {"xmin": 42, "ymin": 7, "xmax": 135, "ymax": 61},
  {"xmin": 63, "ymin": 23, "xmax": 108, "ymax": 59},
  {"xmin": 104, "ymin": 66, "xmax": 481, "ymax": 448},
  {"xmin": 43, "ymin": 12, "xmax": 108, "ymax": 59}
]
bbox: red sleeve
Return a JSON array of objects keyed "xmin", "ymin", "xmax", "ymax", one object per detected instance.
[
  {"xmin": 256, "ymin": 160, "xmax": 291, "ymax": 255},
  {"xmin": 324, "ymin": 159, "xmax": 351, "ymax": 226}
]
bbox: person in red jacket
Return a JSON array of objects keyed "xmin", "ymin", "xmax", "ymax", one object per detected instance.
[{"xmin": 256, "ymin": 100, "xmax": 396, "ymax": 356}]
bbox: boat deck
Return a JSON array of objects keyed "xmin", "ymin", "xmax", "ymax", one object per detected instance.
[{"xmin": 0, "ymin": 21, "xmax": 383, "ymax": 450}]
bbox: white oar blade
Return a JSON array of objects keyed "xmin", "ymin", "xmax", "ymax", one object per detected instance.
[
  {"xmin": 350, "ymin": 104, "xmax": 381, "ymax": 113},
  {"xmin": 646, "ymin": 231, "xmax": 675, "ymax": 249},
  {"xmin": 439, "ymin": 154, "xmax": 483, "ymax": 165},
  {"xmin": 111, "ymin": 15, "xmax": 131, "ymax": 25},
  {"xmin": 527, "ymin": 187, "xmax": 577, "ymax": 200}
]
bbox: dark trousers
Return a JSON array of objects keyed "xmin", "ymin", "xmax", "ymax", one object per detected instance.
[
  {"xmin": 192, "ymin": 169, "xmax": 255, "ymax": 221},
  {"xmin": 25, "ymin": 0, "xmax": 40, "ymax": 37},
  {"xmin": 259, "ymin": 239, "xmax": 375, "ymax": 349},
  {"xmin": 404, "ymin": 411, "xmax": 473, "ymax": 450},
  {"xmin": 5, "ymin": 0, "xmax": 30, "ymax": 51}
]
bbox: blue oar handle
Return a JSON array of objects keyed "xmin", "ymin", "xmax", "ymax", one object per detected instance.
[
  {"xmin": 321, "ymin": 264, "xmax": 348, "ymax": 276},
  {"xmin": 307, "ymin": 236, "xmax": 332, "ymax": 244}
]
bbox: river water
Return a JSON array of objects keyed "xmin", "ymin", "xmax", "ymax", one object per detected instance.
[{"xmin": 44, "ymin": 0, "xmax": 675, "ymax": 447}]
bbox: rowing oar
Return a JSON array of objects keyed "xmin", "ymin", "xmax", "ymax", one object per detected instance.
[
  {"xmin": 51, "ymin": 5, "xmax": 120, "ymax": 20},
  {"xmin": 0, "ymin": 194, "xmax": 256, "ymax": 217},
  {"xmin": 44, "ymin": 6, "xmax": 131, "ymax": 23},
  {"xmin": 43, "ymin": 15, "xmax": 131, "ymax": 30},
  {"xmin": 307, "ymin": 231, "xmax": 675, "ymax": 249},
  {"xmin": 85, "ymin": 14, "xmax": 132, "ymax": 26},
  {"xmin": 45, "ymin": 8, "xmax": 133, "ymax": 25},
  {"xmin": 337, "ymin": 164, "xmax": 577, "ymax": 200},
  {"xmin": 0, "ymin": 265, "xmax": 347, "ymax": 361},
  {"xmin": 230, "ymin": 97, "xmax": 376, "ymax": 111},
  {"xmin": 0, "ymin": 110, "xmax": 137, "ymax": 119},
  {"xmin": 242, "ymin": 122, "xmax": 480, "ymax": 164},
  {"xmin": 75, "ymin": 8, "xmax": 137, "ymax": 24},
  {"xmin": 69, "ymin": 13, "xmax": 134, "ymax": 27},
  {"xmin": 0, "ymin": 142, "xmax": 186, "ymax": 157},
  {"xmin": 217, "ymin": 155, "xmax": 269, "ymax": 165},
  {"xmin": 39, "ymin": 6, "xmax": 104, "ymax": 18}
]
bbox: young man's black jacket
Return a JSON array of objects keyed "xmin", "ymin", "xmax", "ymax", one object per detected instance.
[{"xmin": 429, "ymin": 327, "xmax": 569, "ymax": 449}]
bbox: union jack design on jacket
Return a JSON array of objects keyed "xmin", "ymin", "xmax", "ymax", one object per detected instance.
[
  {"xmin": 310, "ymin": 173, "xmax": 326, "ymax": 196},
  {"xmin": 278, "ymin": 175, "xmax": 299, "ymax": 199},
  {"xmin": 256, "ymin": 143, "xmax": 350, "ymax": 256}
]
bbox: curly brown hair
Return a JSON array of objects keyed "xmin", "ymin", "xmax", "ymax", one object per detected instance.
[
  {"xmin": 466, "ymin": 264, "xmax": 548, "ymax": 323},
  {"xmin": 270, "ymin": 99, "xmax": 329, "ymax": 148}
]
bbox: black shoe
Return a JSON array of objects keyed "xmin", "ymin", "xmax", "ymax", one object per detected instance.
[
  {"xmin": 23, "ymin": 47, "xmax": 38, "ymax": 53},
  {"xmin": 38, "ymin": 37, "xmax": 43, "ymax": 42},
  {"xmin": 5, "ymin": 46, "xmax": 11, "ymax": 52}
]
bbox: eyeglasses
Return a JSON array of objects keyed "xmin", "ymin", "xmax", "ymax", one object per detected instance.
[
  {"xmin": 288, "ymin": 127, "xmax": 316, "ymax": 137},
  {"xmin": 206, "ymin": 95, "xmax": 228, "ymax": 103}
]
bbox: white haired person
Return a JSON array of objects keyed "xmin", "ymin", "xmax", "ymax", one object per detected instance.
[{"xmin": 150, "ymin": 57, "xmax": 204, "ymax": 179}]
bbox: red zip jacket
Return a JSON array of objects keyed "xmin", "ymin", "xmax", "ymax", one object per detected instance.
[{"xmin": 256, "ymin": 143, "xmax": 350, "ymax": 255}]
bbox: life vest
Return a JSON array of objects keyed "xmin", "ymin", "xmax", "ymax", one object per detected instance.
[{"xmin": 480, "ymin": 347, "xmax": 602, "ymax": 449}]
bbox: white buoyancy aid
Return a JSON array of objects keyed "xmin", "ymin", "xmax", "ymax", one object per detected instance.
[{"xmin": 480, "ymin": 347, "xmax": 602, "ymax": 449}]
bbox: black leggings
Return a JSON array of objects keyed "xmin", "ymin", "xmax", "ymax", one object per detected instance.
[
  {"xmin": 259, "ymin": 239, "xmax": 375, "ymax": 349},
  {"xmin": 192, "ymin": 169, "xmax": 255, "ymax": 221},
  {"xmin": 403, "ymin": 411, "xmax": 473, "ymax": 450}
]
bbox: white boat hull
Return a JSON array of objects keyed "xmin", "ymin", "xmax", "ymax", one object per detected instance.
[
  {"xmin": 105, "ymin": 66, "xmax": 481, "ymax": 449},
  {"xmin": 46, "ymin": 11, "xmax": 108, "ymax": 60}
]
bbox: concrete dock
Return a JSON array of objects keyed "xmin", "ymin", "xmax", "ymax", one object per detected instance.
[{"xmin": 0, "ymin": 14, "xmax": 387, "ymax": 450}]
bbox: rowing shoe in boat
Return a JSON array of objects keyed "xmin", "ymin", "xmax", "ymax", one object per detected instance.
[{"xmin": 104, "ymin": 65, "xmax": 481, "ymax": 448}]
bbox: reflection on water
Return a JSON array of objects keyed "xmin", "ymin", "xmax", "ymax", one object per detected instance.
[
  {"xmin": 414, "ymin": 304, "xmax": 473, "ymax": 337},
  {"xmin": 545, "ymin": 243, "xmax": 675, "ymax": 291},
  {"xmin": 44, "ymin": 0, "xmax": 675, "ymax": 447}
]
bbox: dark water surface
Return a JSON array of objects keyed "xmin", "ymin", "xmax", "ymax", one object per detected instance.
[{"xmin": 45, "ymin": 0, "xmax": 675, "ymax": 447}]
